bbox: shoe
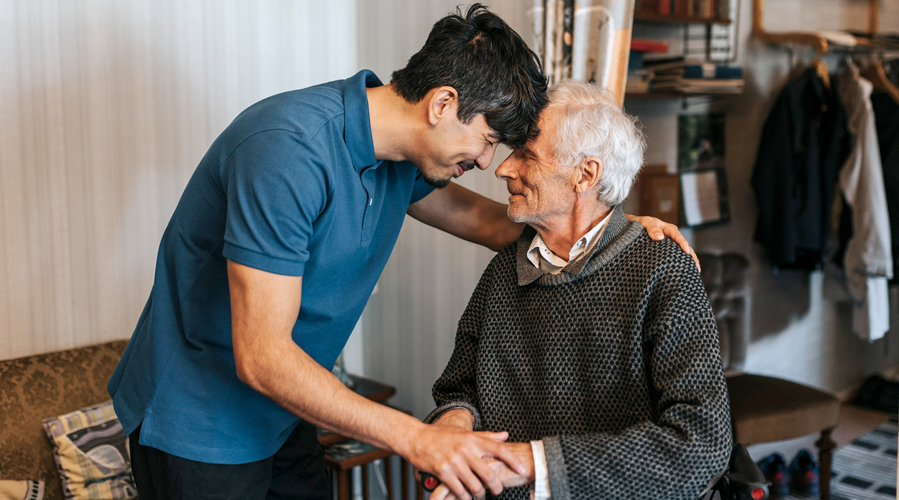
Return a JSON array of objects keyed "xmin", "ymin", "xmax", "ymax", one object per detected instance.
[
  {"xmin": 755, "ymin": 452, "xmax": 790, "ymax": 498},
  {"xmin": 788, "ymin": 449, "xmax": 820, "ymax": 497}
]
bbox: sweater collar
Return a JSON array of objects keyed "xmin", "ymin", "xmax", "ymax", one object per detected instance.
[{"xmin": 516, "ymin": 205, "xmax": 638, "ymax": 286}]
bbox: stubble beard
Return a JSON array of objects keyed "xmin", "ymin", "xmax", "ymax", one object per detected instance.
[{"xmin": 423, "ymin": 173, "xmax": 451, "ymax": 189}]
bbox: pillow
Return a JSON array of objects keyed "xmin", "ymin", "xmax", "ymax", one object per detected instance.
[
  {"xmin": 0, "ymin": 480, "xmax": 44, "ymax": 500},
  {"xmin": 42, "ymin": 401, "xmax": 137, "ymax": 500}
]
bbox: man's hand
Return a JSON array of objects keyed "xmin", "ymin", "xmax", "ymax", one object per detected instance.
[
  {"xmin": 626, "ymin": 214, "xmax": 700, "ymax": 271},
  {"xmin": 401, "ymin": 424, "xmax": 526, "ymax": 500},
  {"xmin": 427, "ymin": 442, "xmax": 535, "ymax": 500},
  {"xmin": 414, "ymin": 409, "xmax": 478, "ymax": 482}
]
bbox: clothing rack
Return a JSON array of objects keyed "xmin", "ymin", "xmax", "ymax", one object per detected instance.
[{"xmin": 752, "ymin": 0, "xmax": 891, "ymax": 55}]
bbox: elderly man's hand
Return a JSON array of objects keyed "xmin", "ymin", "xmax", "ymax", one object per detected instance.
[
  {"xmin": 427, "ymin": 443, "xmax": 534, "ymax": 500},
  {"xmin": 626, "ymin": 215, "xmax": 700, "ymax": 271},
  {"xmin": 432, "ymin": 408, "xmax": 476, "ymax": 431}
]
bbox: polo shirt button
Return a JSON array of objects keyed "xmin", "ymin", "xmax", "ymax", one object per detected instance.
[{"xmin": 369, "ymin": 198, "xmax": 373, "ymax": 206}]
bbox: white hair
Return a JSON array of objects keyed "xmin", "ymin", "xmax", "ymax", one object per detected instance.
[{"xmin": 544, "ymin": 80, "xmax": 646, "ymax": 207}]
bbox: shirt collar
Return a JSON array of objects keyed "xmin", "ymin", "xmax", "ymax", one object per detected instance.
[
  {"xmin": 526, "ymin": 212, "xmax": 612, "ymax": 273},
  {"xmin": 343, "ymin": 70, "xmax": 383, "ymax": 172}
]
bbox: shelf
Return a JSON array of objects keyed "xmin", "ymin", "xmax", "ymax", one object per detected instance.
[
  {"xmin": 625, "ymin": 91, "xmax": 741, "ymax": 99},
  {"xmin": 634, "ymin": 12, "xmax": 732, "ymax": 25}
]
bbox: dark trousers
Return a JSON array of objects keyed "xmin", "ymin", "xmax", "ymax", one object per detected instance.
[{"xmin": 129, "ymin": 420, "xmax": 329, "ymax": 500}]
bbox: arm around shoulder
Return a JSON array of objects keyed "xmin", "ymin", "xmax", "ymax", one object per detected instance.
[{"xmin": 407, "ymin": 183, "xmax": 523, "ymax": 251}]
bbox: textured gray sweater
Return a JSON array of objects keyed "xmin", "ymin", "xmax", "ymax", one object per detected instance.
[{"xmin": 425, "ymin": 207, "xmax": 732, "ymax": 500}]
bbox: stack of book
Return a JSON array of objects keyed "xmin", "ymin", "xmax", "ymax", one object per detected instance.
[
  {"xmin": 635, "ymin": 0, "xmax": 731, "ymax": 20},
  {"xmin": 626, "ymin": 39, "xmax": 669, "ymax": 94},
  {"xmin": 629, "ymin": 57, "xmax": 744, "ymax": 95}
]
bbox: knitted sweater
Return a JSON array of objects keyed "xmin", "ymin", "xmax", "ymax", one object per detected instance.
[{"xmin": 425, "ymin": 207, "xmax": 732, "ymax": 500}]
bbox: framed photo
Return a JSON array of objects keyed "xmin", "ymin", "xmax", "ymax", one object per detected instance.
[
  {"xmin": 638, "ymin": 164, "xmax": 680, "ymax": 225},
  {"xmin": 679, "ymin": 167, "xmax": 730, "ymax": 227},
  {"xmin": 678, "ymin": 113, "xmax": 726, "ymax": 171}
]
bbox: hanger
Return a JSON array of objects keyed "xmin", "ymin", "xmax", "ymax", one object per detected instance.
[
  {"xmin": 810, "ymin": 58, "xmax": 831, "ymax": 93},
  {"xmin": 860, "ymin": 58, "xmax": 899, "ymax": 105}
]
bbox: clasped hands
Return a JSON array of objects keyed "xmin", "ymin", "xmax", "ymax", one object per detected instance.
[{"xmin": 420, "ymin": 409, "xmax": 535, "ymax": 500}]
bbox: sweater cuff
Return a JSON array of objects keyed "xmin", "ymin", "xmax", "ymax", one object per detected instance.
[
  {"xmin": 543, "ymin": 436, "xmax": 570, "ymax": 500},
  {"xmin": 422, "ymin": 401, "xmax": 483, "ymax": 431}
]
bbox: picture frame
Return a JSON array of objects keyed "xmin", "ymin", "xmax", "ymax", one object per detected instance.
[
  {"xmin": 679, "ymin": 167, "xmax": 730, "ymax": 227},
  {"xmin": 638, "ymin": 164, "xmax": 681, "ymax": 225}
]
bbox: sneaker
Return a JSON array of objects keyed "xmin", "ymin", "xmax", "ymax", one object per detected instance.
[
  {"xmin": 756, "ymin": 452, "xmax": 790, "ymax": 498},
  {"xmin": 788, "ymin": 449, "xmax": 820, "ymax": 497}
]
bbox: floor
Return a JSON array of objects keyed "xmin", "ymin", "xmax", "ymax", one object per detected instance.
[{"xmin": 746, "ymin": 403, "xmax": 897, "ymax": 500}]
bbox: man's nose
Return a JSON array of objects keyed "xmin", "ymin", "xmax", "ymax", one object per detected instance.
[
  {"xmin": 495, "ymin": 154, "xmax": 515, "ymax": 180},
  {"xmin": 476, "ymin": 143, "xmax": 499, "ymax": 171}
]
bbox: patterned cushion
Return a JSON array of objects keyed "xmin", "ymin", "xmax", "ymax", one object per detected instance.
[
  {"xmin": 42, "ymin": 401, "xmax": 136, "ymax": 500},
  {"xmin": 0, "ymin": 480, "xmax": 45, "ymax": 500},
  {"xmin": 0, "ymin": 340, "xmax": 128, "ymax": 500}
]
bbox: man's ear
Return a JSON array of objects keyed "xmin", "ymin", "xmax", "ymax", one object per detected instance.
[
  {"xmin": 427, "ymin": 86, "xmax": 459, "ymax": 126},
  {"xmin": 574, "ymin": 156, "xmax": 603, "ymax": 194}
]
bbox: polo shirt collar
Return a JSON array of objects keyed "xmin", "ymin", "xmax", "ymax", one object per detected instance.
[{"xmin": 344, "ymin": 70, "xmax": 382, "ymax": 171}]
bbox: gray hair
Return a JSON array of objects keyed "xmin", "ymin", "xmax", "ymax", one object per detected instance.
[{"xmin": 544, "ymin": 81, "xmax": 646, "ymax": 206}]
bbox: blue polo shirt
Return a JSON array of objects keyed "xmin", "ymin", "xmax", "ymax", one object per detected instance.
[{"xmin": 108, "ymin": 70, "xmax": 434, "ymax": 464}]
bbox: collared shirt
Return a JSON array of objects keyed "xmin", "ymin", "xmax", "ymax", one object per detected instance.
[
  {"xmin": 526, "ymin": 212, "xmax": 612, "ymax": 274},
  {"xmin": 109, "ymin": 70, "xmax": 434, "ymax": 464}
]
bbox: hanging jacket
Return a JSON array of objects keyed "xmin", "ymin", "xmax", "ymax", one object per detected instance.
[
  {"xmin": 871, "ymin": 91, "xmax": 899, "ymax": 285},
  {"xmin": 835, "ymin": 70, "xmax": 893, "ymax": 341},
  {"xmin": 752, "ymin": 68, "xmax": 851, "ymax": 270}
]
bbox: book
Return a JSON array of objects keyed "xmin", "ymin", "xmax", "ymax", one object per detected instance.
[
  {"xmin": 717, "ymin": 0, "xmax": 731, "ymax": 20},
  {"xmin": 658, "ymin": 0, "xmax": 670, "ymax": 15},
  {"xmin": 642, "ymin": 56, "xmax": 689, "ymax": 71},
  {"xmin": 652, "ymin": 78, "xmax": 743, "ymax": 92},
  {"xmin": 626, "ymin": 79, "xmax": 651, "ymax": 94},
  {"xmin": 676, "ymin": 79, "xmax": 744, "ymax": 93},
  {"xmin": 682, "ymin": 63, "xmax": 743, "ymax": 79},
  {"xmin": 561, "ymin": 0, "xmax": 574, "ymax": 80},
  {"xmin": 630, "ymin": 39, "xmax": 670, "ymax": 53},
  {"xmin": 543, "ymin": 0, "xmax": 556, "ymax": 82}
]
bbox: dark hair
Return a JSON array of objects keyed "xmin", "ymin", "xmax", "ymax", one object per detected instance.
[{"xmin": 391, "ymin": 4, "xmax": 548, "ymax": 147}]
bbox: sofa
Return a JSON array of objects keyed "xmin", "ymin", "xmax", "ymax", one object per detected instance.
[{"xmin": 0, "ymin": 340, "xmax": 128, "ymax": 500}]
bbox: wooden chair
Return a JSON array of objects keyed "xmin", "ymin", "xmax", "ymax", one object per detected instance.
[{"xmin": 697, "ymin": 253, "xmax": 840, "ymax": 500}]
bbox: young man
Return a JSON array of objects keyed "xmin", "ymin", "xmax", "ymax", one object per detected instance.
[
  {"xmin": 109, "ymin": 6, "xmax": 692, "ymax": 500},
  {"xmin": 425, "ymin": 81, "xmax": 731, "ymax": 500}
]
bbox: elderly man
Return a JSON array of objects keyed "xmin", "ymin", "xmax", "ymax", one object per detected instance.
[{"xmin": 425, "ymin": 81, "xmax": 732, "ymax": 500}]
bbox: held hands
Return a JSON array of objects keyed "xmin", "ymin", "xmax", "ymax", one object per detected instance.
[
  {"xmin": 428, "ymin": 442, "xmax": 535, "ymax": 500},
  {"xmin": 402, "ymin": 421, "xmax": 526, "ymax": 500},
  {"xmin": 626, "ymin": 215, "xmax": 701, "ymax": 271}
]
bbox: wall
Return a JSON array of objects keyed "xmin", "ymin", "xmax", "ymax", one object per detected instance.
[{"xmin": 0, "ymin": 0, "xmax": 357, "ymax": 359}]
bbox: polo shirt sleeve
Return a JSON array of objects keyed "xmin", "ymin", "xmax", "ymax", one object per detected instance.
[
  {"xmin": 409, "ymin": 169, "xmax": 436, "ymax": 204},
  {"xmin": 222, "ymin": 130, "xmax": 327, "ymax": 277}
]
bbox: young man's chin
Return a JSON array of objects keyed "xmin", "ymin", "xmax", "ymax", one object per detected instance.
[{"xmin": 423, "ymin": 174, "xmax": 452, "ymax": 189}]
